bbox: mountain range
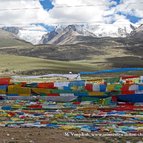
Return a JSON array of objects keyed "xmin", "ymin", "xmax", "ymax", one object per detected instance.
[
  {"xmin": 2, "ymin": 23, "xmax": 141, "ymax": 45},
  {"xmin": 0, "ymin": 23, "xmax": 143, "ymax": 75}
]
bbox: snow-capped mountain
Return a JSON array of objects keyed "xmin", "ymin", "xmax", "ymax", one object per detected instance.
[
  {"xmin": 88, "ymin": 24, "xmax": 132, "ymax": 37},
  {"xmin": 2, "ymin": 25, "xmax": 47, "ymax": 45},
  {"xmin": 17, "ymin": 30, "xmax": 47, "ymax": 45},
  {"xmin": 2, "ymin": 23, "xmax": 136, "ymax": 45},
  {"xmin": 40, "ymin": 25, "xmax": 96, "ymax": 45},
  {"xmin": 17, "ymin": 25, "xmax": 47, "ymax": 45},
  {"xmin": 40, "ymin": 24, "xmax": 134, "ymax": 45}
]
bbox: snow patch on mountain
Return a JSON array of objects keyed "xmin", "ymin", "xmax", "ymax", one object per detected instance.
[
  {"xmin": 17, "ymin": 30, "xmax": 47, "ymax": 45},
  {"xmin": 40, "ymin": 24, "xmax": 134, "ymax": 44},
  {"xmin": 17, "ymin": 25, "xmax": 47, "ymax": 45},
  {"xmin": 2, "ymin": 23, "xmax": 137, "ymax": 45}
]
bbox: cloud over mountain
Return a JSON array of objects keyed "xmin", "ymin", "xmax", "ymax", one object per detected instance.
[{"xmin": 0, "ymin": 0, "xmax": 143, "ymax": 28}]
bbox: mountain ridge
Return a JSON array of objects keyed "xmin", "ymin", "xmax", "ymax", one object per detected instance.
[{"xmin": 2, "ymin": 23, "xmax": 137, "ymax": 45}]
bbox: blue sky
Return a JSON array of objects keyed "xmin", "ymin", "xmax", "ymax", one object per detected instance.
[
  {"xmin": 117, "ymin": 12, "xmax": 142, "ymax": 23},
  {"xmin": 35, "ymin": 23, "xmax": 55, "ymax": 31},
  {"xmin": 113, "ymin": 0, "xmax": 121, "ymax": 5},
  {"xmin": 39, "ymin": 0, "xmax": 54, "ymax": 11}
]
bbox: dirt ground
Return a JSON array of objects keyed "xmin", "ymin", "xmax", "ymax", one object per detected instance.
[{"xmin": 0, "ymin": 127, "xmax": 143, "ymax": 143}]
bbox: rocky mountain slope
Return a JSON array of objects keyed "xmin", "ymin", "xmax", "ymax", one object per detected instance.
[
  {"xmin": 2, "ymin": 23, "xmax": 135, "ymax": 45},
  {"xmin": 130, "ymin": 24, "xmax": 143, "ymax": 42}
]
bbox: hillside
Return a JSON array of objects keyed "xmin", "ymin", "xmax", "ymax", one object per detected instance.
[
  {"xmin": 0, "ymin": 29, "xmax": 33, "ymax": 48},
  {"xmin": 0, "ymin": 54, "xmax": 105, "ymax": 75}
]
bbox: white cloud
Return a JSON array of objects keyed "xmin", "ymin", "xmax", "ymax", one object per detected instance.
[
  {"xmin": 40, "ymin": 0, "xmax": 143, "ymax": 25},
  {"xmin": 0, "ymin": 0, "xmax": 143, "ymax": 27},
  {"xmin": 114, "ymin": 0, "xmax": 143, "ymax": 18},
  {"xmin": 49, "ymin": 0, "xmax": 111, "ymax": 24},
  {"xmin": 0, "ymin": 0, "xmax": 45, "ymax": 26}
]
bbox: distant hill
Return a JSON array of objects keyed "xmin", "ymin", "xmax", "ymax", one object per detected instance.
[{"xmin": 0, "ymin": 29, "xmax": 33, "ymax": 48}]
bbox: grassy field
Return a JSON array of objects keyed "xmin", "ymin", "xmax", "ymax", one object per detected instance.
[
  {"xmin": 0, "ymin": 54, "xmax": 109, "ymax": 75},
  {"xmin": 1, "ymin": 54, "xmax": 143, "ymax": 76}
]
